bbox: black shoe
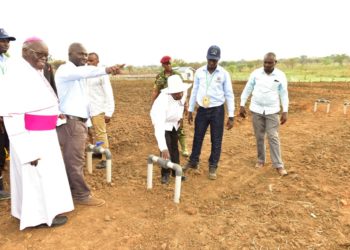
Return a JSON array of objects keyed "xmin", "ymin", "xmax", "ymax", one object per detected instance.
[
  {"xmin": 208, "ymin": 167, "xmax": 217, "ymax": 180},
  {"xmin": 92, "ymin": 153, "xmax": 103, "ymax": 159},
  {"xmin": 96, "ymin": 160, "xmax": 107, "ymax": 169},
  {"xmin": 171, "ymin": 173, "xmax": 187, "ymax": 182},
  {"xmin": 52, "ymin": 215, "xmax": 68, "ymax": 227},
  {"xmin": 161, "ymin": 175, "xmax": 169, "ymax": 184},
  {"xmin": 0, "ymin": 190, "xmax": 11, "ymax": 201},
  {"xmin": 183, "ymin": 161, "xmax": 199, "ymax": 171},
  {"xmin": 35, "ymin": 215, "xmax": 67, "ymax": 228}
]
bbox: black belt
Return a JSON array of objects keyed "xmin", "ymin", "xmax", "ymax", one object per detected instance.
[{"xmin": 65, "ymin": 115, "xmax": 88, "ymax": 123}]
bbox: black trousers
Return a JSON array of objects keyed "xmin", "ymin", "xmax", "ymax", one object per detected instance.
[
  {"xmin": 161, "ymin": 127, "xmax": 179, "ymax": 176},
  {"xmin": 0, "ymin": 127, "xmax": 9, "ymax": 171},
  {"xmin": 189, "ymin": 104, "xmax": 225, "ymax": 168},
  {"xmin": 0, "ymin": 126, "xmax": 9, "ymax": 190}
]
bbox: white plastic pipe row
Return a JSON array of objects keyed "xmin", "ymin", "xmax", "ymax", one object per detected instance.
[
  {"xmin": 86, "ymin": 144, "xmax": 112, "ymax": 183},
  {"xmin": 147, "ymin": 154, "xmax": 183, "ymax": 203},
  {"xmin": 314, "ymin": 99, "xmax": 330, "ymax": 113}
]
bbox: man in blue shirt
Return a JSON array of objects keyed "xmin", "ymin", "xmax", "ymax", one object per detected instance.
[
  {"xmin": 239, "ymin": 52, "xmax": 289, "ymax": 176},
  {"xmin": 185, "ymin": 45, "xmax": 235, "ymax": 180}
]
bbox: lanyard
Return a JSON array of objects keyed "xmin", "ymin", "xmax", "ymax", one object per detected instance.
[
  {"xmin": 205, "ymin": 71, "xmax": 216, "ymax": 95},
  {"xmin": 0, "ymin": 62, "xmax": 6, "ymax": 76}
]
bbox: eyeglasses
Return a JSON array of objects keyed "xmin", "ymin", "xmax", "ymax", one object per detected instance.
[{"xmin": 29, "ymin": 48, "xmax": 50, "ymax": 59}]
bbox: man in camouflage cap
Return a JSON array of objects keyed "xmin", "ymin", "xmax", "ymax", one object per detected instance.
[{"xmin": 151, "ymin": 56, "xmax": 189, "ymax": 157}]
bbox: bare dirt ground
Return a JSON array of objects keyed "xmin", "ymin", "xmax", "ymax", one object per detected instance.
[{"xmin": 1, "ymin": 79, "xmax": 350, "ymax": 249}]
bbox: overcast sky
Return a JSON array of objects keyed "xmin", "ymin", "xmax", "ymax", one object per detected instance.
[{"xmin": 2, "ymin": 0, "xmax": 349, "ymax": 66}]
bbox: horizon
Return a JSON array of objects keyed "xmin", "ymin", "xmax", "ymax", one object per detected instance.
[{"xmin": 2, "ymin": 0, "xmax": 349, "ymax": 66}]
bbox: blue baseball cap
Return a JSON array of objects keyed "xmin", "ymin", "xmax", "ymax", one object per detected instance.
[
  {"xmin": 206, "ymin": 45, "xmax": 220, "ymax": 60},
  {"xmin": 0, "ymin": 28, "xmax": 16, "ymax": 41}
]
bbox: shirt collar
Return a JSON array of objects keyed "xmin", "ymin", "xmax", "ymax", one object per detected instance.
[
  {"xmin": 0, "ymin": 54, "xmax": 8, "ymax": 62},
  {"xmin": 261, "ymin": 67, "xmax": 277, "ymax": 76},
  {"xmin": 203, "ymin": 65, "xmax": 220, "ymax": 73}
]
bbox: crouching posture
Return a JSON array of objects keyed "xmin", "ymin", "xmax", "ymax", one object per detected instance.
[{"xmin": 150, "ymin": 75, "xmax": 191, "ymax": 184}]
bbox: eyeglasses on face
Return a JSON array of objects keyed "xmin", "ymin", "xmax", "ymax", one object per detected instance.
[{"xmin": 29, "ymin": 48, "xmax": 50, "ymax": 59}]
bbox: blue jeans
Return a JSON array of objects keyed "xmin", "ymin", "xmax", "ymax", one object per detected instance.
[{"xmin": 189, "ymin": 105, "xmax": 225, "ymax": 168}]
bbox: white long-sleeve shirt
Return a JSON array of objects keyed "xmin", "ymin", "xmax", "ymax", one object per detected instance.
[
  {"xmin": 87, "ymin": 75, "xmax": 115, "ymax": 117},
  {"xmin": 240, "ymin": 67, "xmax": 289, "ymax": 115},
  {"xmin": 55, "ymin": 61, "xmax": 108, "ymax": 119},
  {"xmin": 150, "ymin": 91, "xmax": 187, "ymax": 151},
  {"xmin": 188, "ymin": 65, "xmax": 235, "ymax": 117}
]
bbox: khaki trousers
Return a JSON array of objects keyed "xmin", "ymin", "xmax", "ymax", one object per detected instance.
[{"xmin": 91, "ymin": 113, "xmax": 109, "ymax": 149}]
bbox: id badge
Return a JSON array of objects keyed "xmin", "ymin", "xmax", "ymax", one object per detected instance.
[{"xmin": 202, "ymin": 96, "xmax": 210, "ymax": 108}]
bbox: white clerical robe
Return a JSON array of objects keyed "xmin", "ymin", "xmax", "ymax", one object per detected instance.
[{"xmin": 0, "ymin": 58, "xmax": 74, "ymax": 230}]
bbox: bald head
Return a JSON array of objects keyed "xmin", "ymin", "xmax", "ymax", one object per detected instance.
[
  {"xmin": 263, "ymin": 52, "xmax": 277, "ymax": 74},
  {"xmin": 87, "ymin": 52, "xmax": 99, "ymax": 66},
  {"xmin": 22, "ymin": 39, "xmax": 49, "ymax": 70},
  {"xmin": 264, "ymin": 52, "xmax": 276, "ymax": 61},
  {"xmin": 68, "ymin": 43, "xmax": 88, "ymax": 66}
]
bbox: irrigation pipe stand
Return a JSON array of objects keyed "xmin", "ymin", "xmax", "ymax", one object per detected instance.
[
  {"xmin": 313, "ymin": 98, "xmax": 330, "ymax": 113},
  {"xmin": 86, "ymin": 144, "xmax": 112, "ymax": 183},
  {"xmin": 147, "ymin": 154, "xmax": 183, "ymax": 203},
  {"xmin": 344, "ymin": 100, "xmax": 350, "ymax": 114}
]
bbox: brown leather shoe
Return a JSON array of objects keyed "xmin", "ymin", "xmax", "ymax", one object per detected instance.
[{"xmin": 74, "ymin": 196, "xmax": 105, "ymax": 207}]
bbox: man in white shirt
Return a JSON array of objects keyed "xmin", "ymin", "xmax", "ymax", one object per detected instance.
[
  {"xmin": 55, "ymin": 43, "xmax": 122, "ymax": 206},
  {"xmin": 150, "ymin": 75, "xmax": 191, "ymax": 184},
  {"xmin": 239, "ymin": 52, "xmax": 289, "ymax": 176},
  {"xmin": 86, "ymin": 52, "xmax": 115, "ymax": 169}
]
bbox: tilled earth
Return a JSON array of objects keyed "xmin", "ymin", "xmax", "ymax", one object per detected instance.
[{"xmin": 1, "ymin": 79, "xmax": 350, "ymax": 249}]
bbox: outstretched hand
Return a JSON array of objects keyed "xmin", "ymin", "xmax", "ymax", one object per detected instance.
[{"xmin": 106, "ymin": 64, "xmax": 125, "ymax": 75}]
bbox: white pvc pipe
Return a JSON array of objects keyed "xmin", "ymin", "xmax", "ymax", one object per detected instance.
[
  {"xmin": 147, "ymin": 163, "xmax": 153, "ymax": 189},
  {"xmin": 106, "ymin": 159, "xmax": 112, "ymax": 183},
  {"xmin": 174, "ymin": 176, "xmax": 182, "ymax": 203},
  {"xmin": 326, "ymin": 103, "xmax": 330, "ymax": 113},
  {"xmin": 86, "ymin": 152, "xmax": 93, "ymax": 174},
  {"xmin": 313, "ymin": 102, "xmax": 318, "ymax": 112},
  {"xmin": 86, "ymin": 144, "xmax": 112, "ymax": 183},
  {"xmin": 147, "ymin": 154, "xmax": 183, "ymax": 203}
]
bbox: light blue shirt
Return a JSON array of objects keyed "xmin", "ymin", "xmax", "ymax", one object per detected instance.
[
  {"xmin": 55, "ymin": 61, "xmax": 108, "ymax": 119},
  {"xmin": 0, "ymin": 54, "xmax": 9, "ymax": 76},
  {"xmin": 188, "ymin": 65, "xmax": 235, "ymax": 117},
  {"xmin": 240, "ymin": 67, "xmax": 289, "ymax": 115}
]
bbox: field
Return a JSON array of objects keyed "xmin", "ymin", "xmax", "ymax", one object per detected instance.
[{"xmin": 1, "ymin": 79, "xmax": 350, "ymax": 249}]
